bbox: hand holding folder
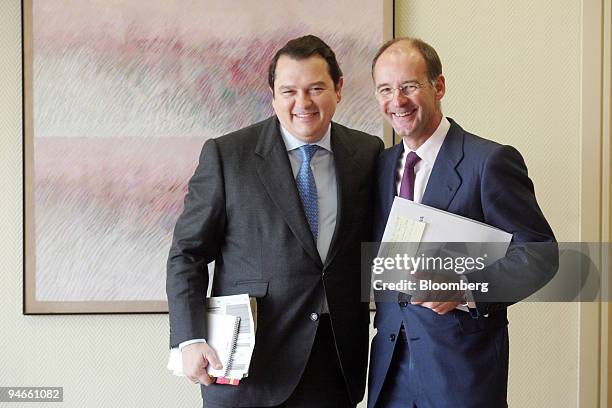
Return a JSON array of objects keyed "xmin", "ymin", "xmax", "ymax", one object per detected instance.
[
  {"xmin": 180, "ymin": 342, "xmax": 223, "ymax": 386},
  {"xmin": 167, "ymin": 294, "xmax": 256, "ymax": 386},
  {"xmin": 171, "ymin": 315, "xmax": 240, "ymax": 386},
  {"xmin": 377, "ymin": 197, "xmax": 512, "ymax": 313}
]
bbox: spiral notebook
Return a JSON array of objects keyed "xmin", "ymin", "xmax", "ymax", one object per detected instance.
[
  {"xmin": 167, "ymin": 294, "xmax": 256, "ymax": 383},
  {"xmin": 205, "ymin": 313, "xmax": 241, "ymax": 378}
]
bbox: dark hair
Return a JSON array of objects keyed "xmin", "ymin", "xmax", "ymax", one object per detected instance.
[
  {"xmin": 371, "ymin": 37, "xmax": 442, "ymax": 83},
  {"xmin": 268, "ymin": 35, "xmax": 343, "ymax": 92}
]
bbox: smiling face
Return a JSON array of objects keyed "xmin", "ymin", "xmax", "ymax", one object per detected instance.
[
  {"xmin": 271, "ymin": 55, "xmax": 342, "ymax": 143},
  {"xmin": 373, "ymin": 43, "xmax": 445, "ymax": 149}
]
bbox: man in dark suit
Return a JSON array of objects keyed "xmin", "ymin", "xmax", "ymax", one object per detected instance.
[
  {"xmin": 367, "ymin": 38, "xmax": 557, "ymax": 408},
  {"xmin": 166, "ymin": 35, "xmax": 383, "ymax": 408}
]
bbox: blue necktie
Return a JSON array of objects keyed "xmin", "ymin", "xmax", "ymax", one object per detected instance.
[{"xmin": 296, "ymin": 145, "xmax": 320, "ymax": 241}]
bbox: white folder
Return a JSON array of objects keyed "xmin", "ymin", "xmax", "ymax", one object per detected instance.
[
  {"xmin": 382, "ymin": 196, "xmax": 512, "ymax": 245},
  {"xmin": 379, "ymin": 197, "xmax": 513, "ymax": 312}
]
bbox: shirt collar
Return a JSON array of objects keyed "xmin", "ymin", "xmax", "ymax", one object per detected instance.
[
  {"xmin": 402, "ymin": 117, "xmax": 450, "ymax": 166},
  {"xmin": 280, "ymin": 124, "xmax": 333, "ymax": 153}
]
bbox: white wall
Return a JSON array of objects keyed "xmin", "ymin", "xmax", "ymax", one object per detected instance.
[
  {"xmin": 396, "ymin": 1, "xmax": 589, "ymax": 406},
  {"xmin": 0, "ymin": 0, "xmax": 599, "ymax": 407}
]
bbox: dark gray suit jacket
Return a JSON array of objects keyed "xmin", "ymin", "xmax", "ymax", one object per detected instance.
[{"xmin": 166, "ymin": 116, "xmax": 383, "ymax": 407}]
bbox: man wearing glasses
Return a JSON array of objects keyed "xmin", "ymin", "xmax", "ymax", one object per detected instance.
[{"xmin": 367, "ymin": 38, "xmax": 556, "ymax": 408}]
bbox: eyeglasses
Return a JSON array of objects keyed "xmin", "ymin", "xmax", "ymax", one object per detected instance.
[{"xmin": 375, "ymin": 82, "xmax": 428, "ymax": 100}]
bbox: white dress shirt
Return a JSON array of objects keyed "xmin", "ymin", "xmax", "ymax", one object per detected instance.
[{"xmin": 395, "ymin": 117, "xmax": 450, "ymax": 201}]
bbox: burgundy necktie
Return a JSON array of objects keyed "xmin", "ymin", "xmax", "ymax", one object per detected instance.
[{"xmin": 399, "ymin": 151, "xmax": 421, "ymax": 201}]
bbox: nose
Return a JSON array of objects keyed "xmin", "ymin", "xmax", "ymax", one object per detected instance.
[
  {"xmin": 296, "ymin": 90, "xmax": 313, "ymax": 108},
  {"xmin": 391, "ymin": 89, "xmax": 408, "ymax": 106}
]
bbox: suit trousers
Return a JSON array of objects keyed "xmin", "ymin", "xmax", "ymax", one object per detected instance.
[
  {"xmin": 204, "ymin": 314, "xmax": 353, "ymax": 408},
  {"xmin": 375, "ymin": 324, "xmax": 418, "ymax": 408}
]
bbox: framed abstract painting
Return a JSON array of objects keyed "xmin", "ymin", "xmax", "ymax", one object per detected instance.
[{"xmin": 23, "ymin": 0, "xmax": 393, "ymax": 313}]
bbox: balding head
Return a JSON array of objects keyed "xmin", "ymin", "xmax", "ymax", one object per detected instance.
[
  {"xmin": 371, "ymin": 37, "xmax": 442, "ymax": 84},
  {"xmin": 371, "ymin": 37, "xmax": 446, "ymax": 149}
]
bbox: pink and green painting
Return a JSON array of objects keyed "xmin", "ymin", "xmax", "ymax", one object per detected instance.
[{"xmin": 27, "ymin": 0, "xmax": 388, "ymax": 312}]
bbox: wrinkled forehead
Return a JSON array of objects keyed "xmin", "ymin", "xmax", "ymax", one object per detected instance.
[{"xmin": 374, "ymin": 45, "xmax": 427, "ymax": 83}]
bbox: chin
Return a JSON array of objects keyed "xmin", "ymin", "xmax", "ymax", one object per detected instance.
[{"xmin": 300, "ymin": 129, "xmax": 322, "ymax": 140}]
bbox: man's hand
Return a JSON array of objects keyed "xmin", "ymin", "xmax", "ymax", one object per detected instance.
[
  {"xmin": 182, "ymin": 342, "xmax": 223, "ymax": 386},
  {"xmin": 410, "ymin": 270, "xmax": 465, "ymax": 315},
  {"xmin": 410, "ymin": 300, "xmax": 463, "ymax": 315}
]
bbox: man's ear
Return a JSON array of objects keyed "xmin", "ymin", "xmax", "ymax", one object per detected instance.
[
  {"xmin": 434, "ymin": 75, "xmax": 445, "ymax": 101},
  {"xmin": 335, "ymin": 77, "xmax": 344, "ymax": 103},
  {"xmin": 269, "ymin": 86, "xmax": 275, "ymax": 98}
]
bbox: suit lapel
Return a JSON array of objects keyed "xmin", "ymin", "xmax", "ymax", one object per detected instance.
[
  {"xmin": 255, "ymin": 117, "xmax": 322, "ymax": 266},
  {"xmin": 323, "ymin": 123, "xmax": 360, "ymax": 268},
  {"xmin": 382, "ymin": 143, "xmax": 404, "ymax": 218},
  {"xmin": 421, "ymin": 119, "xmax": 464, "ymax": 210}
]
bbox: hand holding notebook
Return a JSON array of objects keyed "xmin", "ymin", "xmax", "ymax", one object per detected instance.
[
  {"xmin": 167, "ymin": 294, "xmax": 256, "ymax": 385},
  {"xmin": 180, "ymin": 342, "xmax": 222, "ymax": 386}
]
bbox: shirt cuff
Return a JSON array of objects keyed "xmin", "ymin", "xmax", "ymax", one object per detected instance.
[
  {"xmin": 178, "ymin": 338, "xmax": 207, "ymax": 350},
  {"xmin": 459, "ymin": 275, "xmax": 480, "ymax": 318}
]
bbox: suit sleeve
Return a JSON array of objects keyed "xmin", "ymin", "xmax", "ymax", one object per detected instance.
[
  {"xmin": 376, "ymin": 135, "xmax": 385, "ymax": 153},
  {"xmin": 166, "ymin": 138, "xmax": 226, "ymax": 347},
  {"xmin": 466, "ymin": 145, "xmax": 558, "ymax": 315}
]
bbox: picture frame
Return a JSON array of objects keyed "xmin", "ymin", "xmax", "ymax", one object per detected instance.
[{"xmin": 23, "ymin": 0, "xmax": 393, "ymax": 313}]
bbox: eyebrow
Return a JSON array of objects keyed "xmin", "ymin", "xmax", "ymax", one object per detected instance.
[
  {"xmin": 376, "ymin": 79, "xmax": 420, "ymax": 89},
  {"xmin": 277, "ymin": 81, "xmax": 329, "ymax": 91},
  {"xmin": 308, "ymin": 81, "xmax": 328, "ymax": 87}
]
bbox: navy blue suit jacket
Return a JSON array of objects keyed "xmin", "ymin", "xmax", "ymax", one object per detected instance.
[{"xmin": 367, "ymin": 119, "xmax": 557, "ymax": 408}]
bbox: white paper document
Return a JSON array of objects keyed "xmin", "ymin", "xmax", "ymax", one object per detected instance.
[
  {"xmin": 379, "ymin": 215, "xmax": 426, "ymax": 260},
  {"xmin": 205, "ymin": 313, "xmax": 241, "ymax": 378},
  {"xmin": 381, "ymin": 197, "xmax": 512, "ymax": 244},
  {"xmin": 167, "ymin": 294, "xmax": 257, "ymax": 380},
  {"xmin": 207, "ymin": 294, "xmax": 257, "ymax": 379}
]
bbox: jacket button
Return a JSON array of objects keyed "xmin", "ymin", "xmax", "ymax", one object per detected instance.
[
  {"xmin": 310, "ymin": 313, "xmax": 319, "ymax": 321},
  {"xmin": 389, "ymin": 334, "xmax": 396, "ymax": 342},
  {"xmin": 399, "ymin": 301, "xmax": 408, "ymax": 308}
]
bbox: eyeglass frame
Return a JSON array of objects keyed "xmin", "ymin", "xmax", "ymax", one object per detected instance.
[{"xmin": 374, "ymin": 80, "xmax": 436, "ymax": 100}]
